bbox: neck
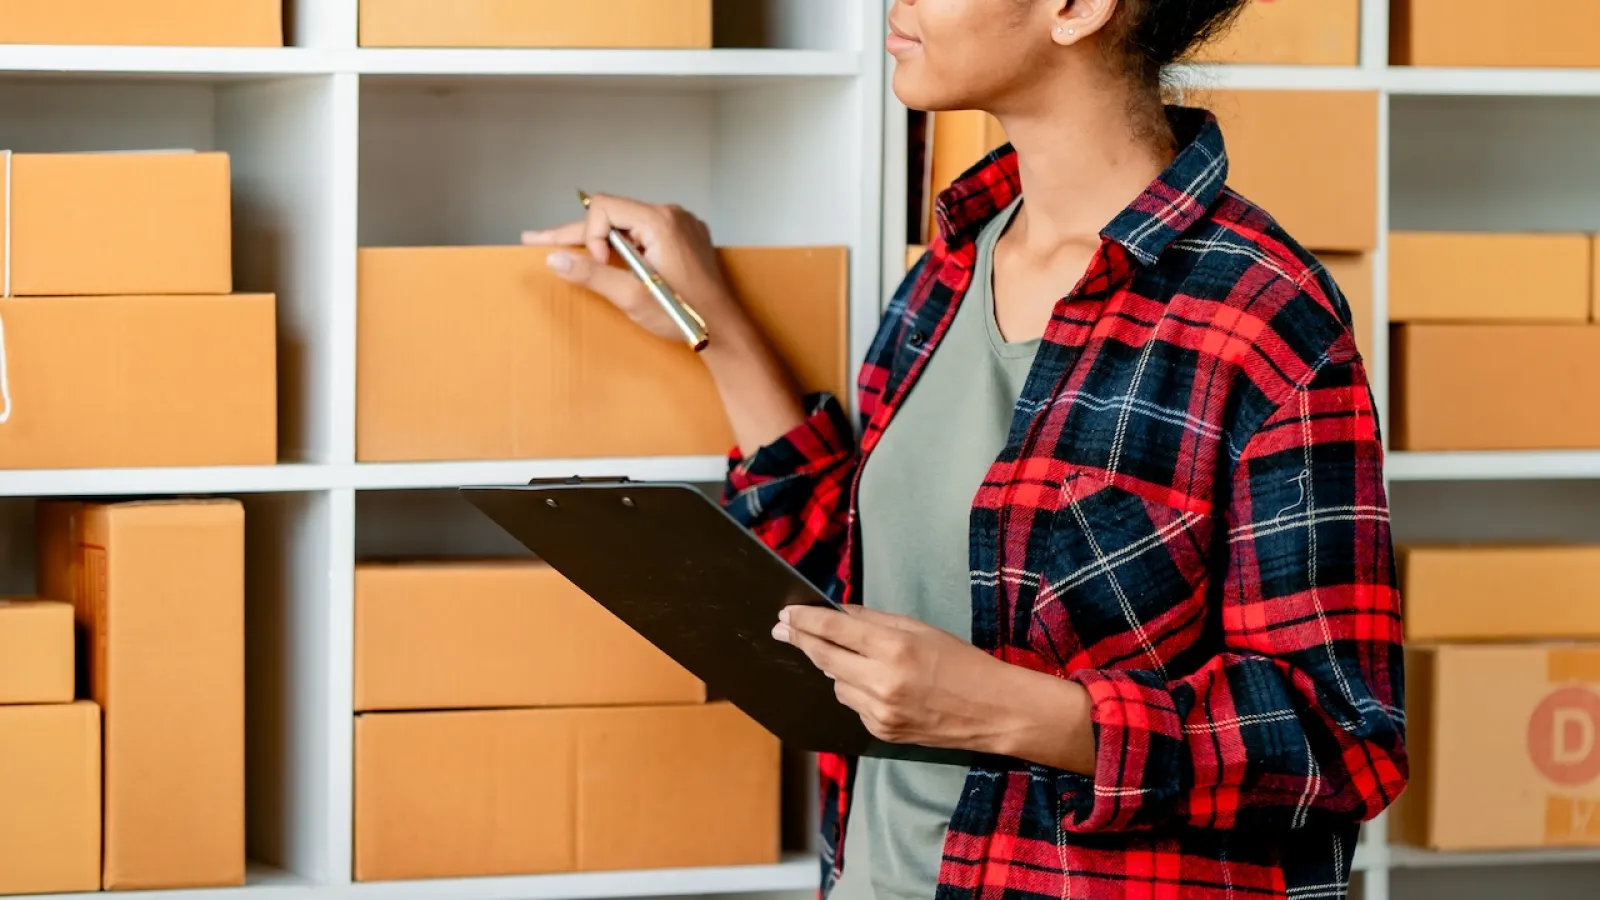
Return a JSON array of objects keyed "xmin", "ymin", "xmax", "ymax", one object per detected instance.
[{"xmin": 993, "ymin": 79, "xmax": 1174, "ymax": 257}]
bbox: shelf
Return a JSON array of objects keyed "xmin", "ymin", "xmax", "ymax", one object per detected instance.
[
  {"xmin": 44, "ymin": 860, "xmax": 816, "ymax": 900},
  {"xmin": 0, "ymin": 457, "xmax": 730, "ymax": 497},
  {"xmin": 1169, "ymin": 63, "xmax": 1380, "ymax": 93},
  {"xmin": 0, "ymin": 46, "xmax": 859, "ymax": 82},
  {"xmin": 347, "ymin": 457, "xmax": 729, "ymax": 491},
  {"xmin": 0, "ymin": 46, "xmax": 329, "ymax": 77},
  {"xmin": 354, "ymin": 48, "xmax": 861, "ymax": 83},
  {"xmin": 1386, "ymin": 66, "xmax": 1600, "ymax": 97},
  {"xmin": 1389, "ymin": 845, "xmax": 1600, "ymax": 869},
  {"xmin": 1387, "ymin": 451, "xmax": 1600, "ymax": 482},
  {"xmin": 347, "ymin": 859, "xmax": 816, "ymax": 900}
]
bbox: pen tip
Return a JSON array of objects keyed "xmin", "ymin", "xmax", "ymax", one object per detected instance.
[{"xmin": 577, "ymin": 189, "xmax": 592, "ymax": 208}]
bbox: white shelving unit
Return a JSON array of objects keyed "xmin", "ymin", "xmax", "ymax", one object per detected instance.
[
  {"xmin": 874, "ymin": 2, "xmax": 1600, "ymax": 899},
  {"xmin": 0, "ymin": 1, "xmax": 880, "ymax": 899}
]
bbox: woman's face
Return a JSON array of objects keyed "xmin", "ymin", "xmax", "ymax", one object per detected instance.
[{"xmin": 887, "ymin": 0, "xmax": 1058, "ymax": 113}]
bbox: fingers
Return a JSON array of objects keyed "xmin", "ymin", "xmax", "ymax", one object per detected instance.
[
  {"xmin": 543, "ymin": 249, "xmax": 642, "ymax": 308},
  {"xmin": 523, "ymin": 193, "xmax": 669, "ymax": 260},
  {"xmin": 783, "ymin": 605, "xmax": 875, "ymax": 654},
  {"xmin": 779, "ymin": 625, "xmax": 873, "ymax": 685},
  {"xmin": 520, "ymin": 220, "xmax": 588, "ymax": 247}
]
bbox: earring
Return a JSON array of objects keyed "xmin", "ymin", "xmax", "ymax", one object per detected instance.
[
  {"xmin": 1068, "ymin": 28, "xmax": 1076, "ymax": 36},
  {"xmin": 1056, "ymin": 26, "xmax": 1064, "ymax": 34}
]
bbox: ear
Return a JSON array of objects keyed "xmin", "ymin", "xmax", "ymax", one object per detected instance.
[{"xmin": 1047, "ymin": 0, "xmax": 1119, "ymax": 46}]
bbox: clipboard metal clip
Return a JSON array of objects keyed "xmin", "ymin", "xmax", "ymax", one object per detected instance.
[{"xmin": 525, "ymin": 475, "xmax": 634, "ymax": 487}]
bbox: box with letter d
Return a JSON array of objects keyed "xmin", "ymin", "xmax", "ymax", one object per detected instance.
[{"xmin": 1399, "ymin": 645, "xmax": 1600, "ymax": 850}]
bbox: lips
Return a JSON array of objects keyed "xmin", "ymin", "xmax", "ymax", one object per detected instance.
[{"xmin": 886, "ymin": 17, "xmax": 920, "ymax": 54}]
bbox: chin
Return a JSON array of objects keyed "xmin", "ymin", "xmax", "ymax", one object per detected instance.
[{"xmin": 892, "ymin": 67, "xmax": 950, "ymax": 113}]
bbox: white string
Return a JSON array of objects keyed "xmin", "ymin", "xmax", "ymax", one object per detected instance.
[{"xmin": 1, "ymin": 149, "xmax": 12, "ymax": 424}]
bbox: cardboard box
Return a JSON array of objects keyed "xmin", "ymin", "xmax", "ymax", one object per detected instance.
[
  {"xmin": 3, "ymin": 152, "xmax": 232, "ymax": 296},
  {"xmin": 35, "ymin": 500, "xmax": 245, "ymax": 890},
  {"xmin": 925, "ymin": 111, "xmax": 1008, "ymax": 239},
  {"xmin": 0, "ymin": 702, "xmax": 100, "ymax": 896},
  {"xmin": 1397, "ymin": 645, "xmax": 1600, "ymax": 850},
  {"xmin": 1392, "ymin": 0, "xmax": 1600, "ymax": 68},
  {"xmin": 355, "ymin": 561, "xmax": 704, "ymax": 712},
  {"xmin": 1197, "ymin": 0, "xmax": 1361, "ymax": 65},
  {"xmin": 357, "ymin": 246, "xmax": 848, "ymax": 462},
  {"xmin": 1390, "ymin": 233, "xmax": 1591, "ymax": 323},
  {"xmin": 354, "ymin": 702, "xmax": 781, "ymax": 880},
  {"xmin": 0, "ymin": 0, "xmax": 279, "ymax": 46},
  {"xmin": 1391, "ymin": 325, "xmax": 1600, "ymax": 451},
  {"xmin": 0, "ymin": 599, "xmax": 73, "ymax": 704},
  {"xmin": 0, "ymin": 293, "xmax": 276, "ymax": 469},
  {"xmin": 359, "ymin": 0, "xmax": 711, "ymax": 48},
  {"xmin": 1315, "ymin": 252, "xmax": 1373, "ymax": 357},
  {"xmin": 1400, "ymin": 546, "xmax": 1600, "ymax": 642},
  {"xmin": 1199, "ymin": 90, "xmax": 1378, "ymax": 252}
]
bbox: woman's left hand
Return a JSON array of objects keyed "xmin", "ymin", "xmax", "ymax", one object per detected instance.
[{"xmin": 773, "ymin": 605, "xmax": 1092, "ymax": 767}]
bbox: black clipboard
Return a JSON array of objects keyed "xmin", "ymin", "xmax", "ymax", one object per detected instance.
[{"xmin": 462, "ymin": 478, "xmax": 970, "ymax": 765}]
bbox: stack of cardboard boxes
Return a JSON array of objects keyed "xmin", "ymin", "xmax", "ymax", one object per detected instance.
[
  {"xmin": 1, "ymin": 499, "xmax": 245, "ymax": 894},
  {"xmin": 352, "ymin": 561, "xmax": 780, "ymax": 879},
  {"xmin": 1396, "ymin": 545, "xmax": 1600, "ymax": 850},
  {"xmin": 1390, "ymin": 232, "xmax": 1600, "ymax": 450},
  {"xmin": 0, "ymin": 0, "xmax": 281, "ymax": 45},
  {"xmin": 356, "ymin": 246, "xmax": 848, "ymax": 462},
  {"xmin": 0, "ymin": 151, "xmax": 276, "ymax": 470},
  {"xmin": 0, "ymin": 597, "xmax": 97, "ymax": 896}
]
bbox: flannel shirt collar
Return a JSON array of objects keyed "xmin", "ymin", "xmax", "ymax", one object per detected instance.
[{"xmin": 932, "ymin": 105, "xmax": 1229, "ymax": 267}]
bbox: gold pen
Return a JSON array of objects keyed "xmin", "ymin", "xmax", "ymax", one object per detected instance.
[{"xmin": 578, "ymin": 190, "xmax": 710, "ymax": 352}]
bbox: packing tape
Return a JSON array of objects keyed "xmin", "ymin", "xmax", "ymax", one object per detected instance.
[{"xmin": 0, "ymin": 149, "xmax": 11, "ymax": 424}]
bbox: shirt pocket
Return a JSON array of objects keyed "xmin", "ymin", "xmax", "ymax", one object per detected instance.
[{"xmin": 1029, "ymin": 467, "xmax": 1216, "ymax": 673}]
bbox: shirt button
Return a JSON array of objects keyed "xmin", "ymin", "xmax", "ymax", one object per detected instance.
[{"xmin": 909, "ymin": 329, "xmax": 927, "ymax": 347}]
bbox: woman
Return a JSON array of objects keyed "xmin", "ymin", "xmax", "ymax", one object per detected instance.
[{"xmin": 524, "ymin": 1, "xmax": 1406, "ymax": 897}]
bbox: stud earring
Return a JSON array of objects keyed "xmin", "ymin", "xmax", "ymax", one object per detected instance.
[{"xmin": 1067, "ymin": 28, "xmax": 1076, "ymax": 36}]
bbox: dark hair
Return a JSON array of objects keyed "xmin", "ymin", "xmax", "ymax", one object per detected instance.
[{"xmin": 1114, "ymin": 0, "xmax": 1249, "ymax": 87}]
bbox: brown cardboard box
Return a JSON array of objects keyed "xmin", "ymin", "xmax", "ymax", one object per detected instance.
[
  {"xmin": 0, "ymin": 293, "xmax": 276, "ymax": 469},
  {"xmin": 359, "ymin": 0, "xmax": 711, "ymax": 48},
  {"xmin": 1390, "ymin": 233, "xmax": 1591, "ymax": 323},
  {"xmin": 1315, "ymin": 252, "xmax": 1373, "ymax": 357},
  {"xmin": 1396, "ymin": 645, "xmax": 1600, "ymax": 850},
  {"xmin": 907, "ymin": 245, "xmax": 927, "ymax": 271},
  {"xmin": 35, "ymin": 500, "xmax": 245, "ymax": 890},
  {"xmin": 0, "ymin": 0, "xmax": 279, "ymax": 46},
  {"xmin": 354, "ymin": 702, "xmax": 781, "ymax": 880},
  {"xmin": 355, "ymin": 561, "xmax": 704, "ymax": 711},
  {"xmin": 1399, "ymin": 546, "xmax": 1600, "ymax": 642},
  {"xmin": 1198, "ymin": 0, "xmax": 1361, "ymax": 65},
  {"xmin": 0, "ymin": 702, "xmax": 100, "ymax": 896},
  {"xmin": 1199, "ymin": 90, "xmax": 1378, "ymax": 252},
  {"xmin": 357, "ymin": 246, "xmax": 848, "ymax": 462},
  {"xmin": 925, "ymin": 111, "xmax": 1008, "ymax": 239},
  {"xmin": 0, "ymin": 599, "xmax": 73, "ymax": 704},
  {"xmin": 1391, "ymin": 325, "xmax": 1600, "ymax": 451},
  {"xmin": 1392, "ymin": 0, "xmax": 1600, "ymax": 68},
  {"xmin": 3, "ymin": 152, "xmax": 232, "ymax": 296}
]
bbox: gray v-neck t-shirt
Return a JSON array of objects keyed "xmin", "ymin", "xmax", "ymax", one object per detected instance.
[{"xmin": 832, "ymin": 198, "xmax": 1034, "ymax": 900}]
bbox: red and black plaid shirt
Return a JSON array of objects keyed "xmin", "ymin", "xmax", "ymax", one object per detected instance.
[{"xmin": 723, "ymin": 106, "xmax": 1406, "ymax": 899}]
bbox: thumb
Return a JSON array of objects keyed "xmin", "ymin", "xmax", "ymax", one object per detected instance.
[{"xmin": 545, "ymin": 250, "xmax": 642, "ymax": 308}]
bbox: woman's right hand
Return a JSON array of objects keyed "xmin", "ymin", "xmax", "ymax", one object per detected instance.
[{"xmin": 522, "ymin": 193, "xmax": 740, "ymax": 345}]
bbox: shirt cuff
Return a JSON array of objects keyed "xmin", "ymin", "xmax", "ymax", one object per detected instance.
[
  {"xmin": 725, "ymin": 392, "xmax": 856, "ymax": 496},
  {"xmin": 1058, "ymin": 668, "xmax": 1184, "ymax": 833}
]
